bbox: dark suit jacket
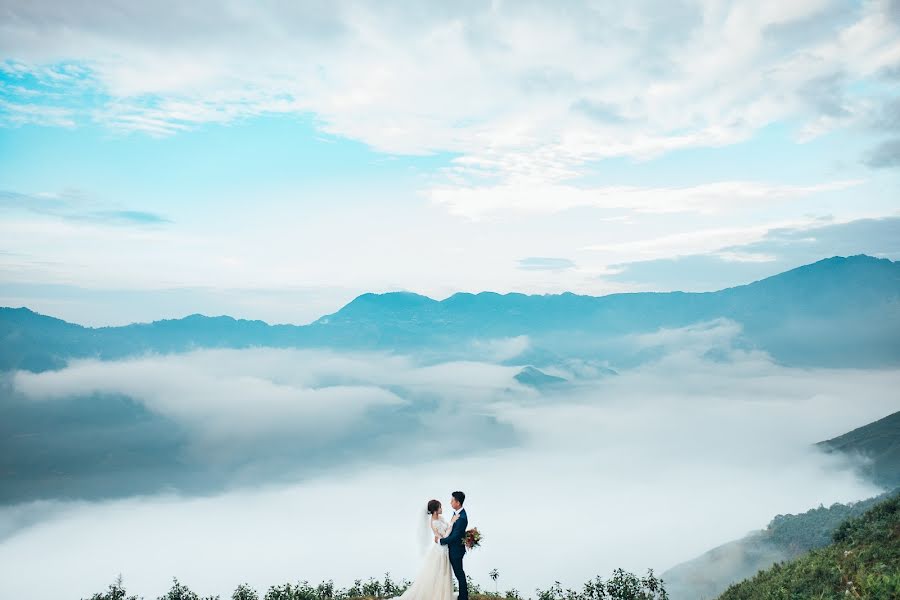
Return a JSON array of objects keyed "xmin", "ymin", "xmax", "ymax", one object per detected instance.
[{"xmin": 440, "ymin": 508, "xmax": 468, "ymax": 556}]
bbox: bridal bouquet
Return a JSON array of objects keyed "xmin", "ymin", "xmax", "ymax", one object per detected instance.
[{"xmin": 464, "ymin": 528, "xmax": 482, "ymax": 550}]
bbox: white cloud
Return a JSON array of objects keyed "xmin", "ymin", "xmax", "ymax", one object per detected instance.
[
  {"xmin": 427, "ymin": 180, "xmax": 863, "ymax": 220},
  {"xmin": 715, "ymin": 250, "xmax": 778, "ymax": 263},
  {"xmin": 2, "ymin": 0, "xmax": 898, "ymax": 183},
  {"xmin": 601, "ymin": 214, "xmax": 900, "ymax": 291},
  {"xmin": 629, "ymin": 318, "xmax": 746, "ymax": 353},
  {"xmin": 10, "ymin": 347, "xmax": 534, "ymax": 449},
  {"xmin": 0, "ymin": 98, "xmax": 76, "ymax": 127},
  {"xmin": 468, "ymin": 335, "xmax": 532, "ymax": 362},
  {"xmin": 583, "ymin": 222, "xmax": 798, "ymax": 261},
  {"xmin": 12, "ymin": 350, "xmax": 411, "ymax": 446}
]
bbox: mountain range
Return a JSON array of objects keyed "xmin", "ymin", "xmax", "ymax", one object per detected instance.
[{"xmin": 2, "ymin": 254, "xmax": 900, "ymax": 373}]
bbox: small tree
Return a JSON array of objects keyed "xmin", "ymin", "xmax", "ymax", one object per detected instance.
[
  {"xmin": 85, "ymin": 574, "xmax": 139, "ymax": 600},
  {"xmin": 466, "ymin": 574, "xmax": 483, "ymax": 595},
  {"xmin": 157, "ymin": 577, "xmax": 218, "ymax": 600},
  {"xmin": 316, "ymin": 580, "xmax": 335, "ymax": 599},
  {"xmin": 489, "ymin": 569, "xmax": 500, "ymax": 594},
  {"xmin": 345, "ymin": 580, "xmax": 363, "ymax": 598},
  {"xmin": 361, "ymin": 577, "xmax": 382, "ymax": 598},
  {"xmin": 535, "ymin": 570, "xmax": 668, "ymax": 600},
  {"xmin": 263, "ymin": 581, "xmax": 316, "ymax": 600},
  {"xmin": 232, "ymin": 583, "xmax": 258, "ymax": 600},
  {"xmin": 382, "ymin": 573, "xmax": 400, "ymax": 597}
]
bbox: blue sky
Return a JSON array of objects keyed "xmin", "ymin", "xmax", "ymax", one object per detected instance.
[{"xmin": 1, "ymin": 0, "xmax": 899, "ymax": 325}]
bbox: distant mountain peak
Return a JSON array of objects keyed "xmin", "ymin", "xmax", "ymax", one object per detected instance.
[
  {"xmin": 347, "ymin": 291, "xmax": 437, "ymax": 305},
  {"xmin": 314, "ymin": 290, "xmax": 439, "ymax": 324},
  {"xmin": 0, "ymin": 306, "xmax": 80, "ymax": 327},
  {"xmin": 783, "ymin": 254, "xmax": 893, "ymax": 273},
  {"xmin": 514, "ymin": 366, "xmax": 567, "ymax": 388}
]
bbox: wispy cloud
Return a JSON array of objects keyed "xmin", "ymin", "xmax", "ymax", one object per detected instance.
[
  {"xmin": 0, "ymin": 60, "xmax": 98, "ymax": 128},
  {"xmin": 517, "ymin": 257, "xmax": 576, "ymax": 271},
  {"xmin": 604, "ymin": 216, "xmax": 900, "ymax": 289},
  {"xmin": 13, "ymin": 350, "xmax": 409, "ymax": 447},
  {"xmin": 427, "ymin": 180, "xmax": 863, "ymax": 220},
  {"xmin": 863, "ymin": 138, "xmax": 900, "ymax": 168},
  {"xmin": 0, "ymin": 98, "xmax": 76, "ymax": 127},
  {"xmin": 78, "ymin": 210, "xmax": 172, "ymax": 226},
  {"xmin": 0, "ymin": 189, "xmax": 171, "ymax": 227}
]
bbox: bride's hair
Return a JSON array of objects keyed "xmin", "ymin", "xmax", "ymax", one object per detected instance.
[{"xmin": 426, "ymin": 499, "xmax": 441, "ymax": 515}]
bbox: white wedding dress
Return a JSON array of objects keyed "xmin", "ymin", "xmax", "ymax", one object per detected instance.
[{"xmin": 395, "ymin": 517, "xmax": 456, "ymax": 600}]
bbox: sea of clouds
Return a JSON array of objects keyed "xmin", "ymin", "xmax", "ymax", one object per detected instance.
[{"xmin": 0, "ymin": 320, "xmax": 894, "ymax": 599}]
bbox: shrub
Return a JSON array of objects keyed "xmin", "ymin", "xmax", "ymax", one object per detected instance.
[
  {"xmin": 232, "ymin": 583, "xmax": 259, "ymax": 600},
  {"xmin": 85, "ymin": 574, "xmax": 139, "ymax": 600}
]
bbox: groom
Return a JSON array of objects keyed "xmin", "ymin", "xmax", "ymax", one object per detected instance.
[{"xmin": 436, "ymin": 491, "xmax": 468, "ymax": 600}]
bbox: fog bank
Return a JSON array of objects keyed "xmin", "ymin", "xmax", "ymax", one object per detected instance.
[{"xmin": 1, "ymin": 323, "xmax": 895, "ymax": 598}]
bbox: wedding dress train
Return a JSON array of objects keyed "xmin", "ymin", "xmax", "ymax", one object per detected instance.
[{"xmin": 396, "ymin": 517, "xmax": 456, "ymax": 600}]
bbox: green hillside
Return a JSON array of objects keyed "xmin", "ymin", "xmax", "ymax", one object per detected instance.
[
  {"xmin": 666, "ymin": 408, "xmax": 900, "ymax": 599},
  {"xmin": 663, "ymin": 493, "xmax": 891, "ymax": 599},
  {"xmin": 717, "ymin": 492, "xmax": 900, "ymax": 599},
  {"xmin": 818, "ymin": 410, "xmax": 900, "ymax": 489}
]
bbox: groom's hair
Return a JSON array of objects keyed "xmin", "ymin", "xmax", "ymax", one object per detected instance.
[{"xmin": 452, "ymin": 491, "xmax": 466, "ymax": 505}]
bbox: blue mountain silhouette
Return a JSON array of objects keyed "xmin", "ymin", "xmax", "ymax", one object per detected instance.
[{"xmin": 2, "ymin": 254, "xmax": 898, "ymax": 371}]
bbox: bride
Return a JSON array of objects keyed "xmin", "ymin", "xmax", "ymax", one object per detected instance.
[{"xmin": 395, "ymin": 499, "xmax": 456, "ymax": 600}]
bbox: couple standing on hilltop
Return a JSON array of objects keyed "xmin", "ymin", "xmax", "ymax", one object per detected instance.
[{"xmin": 394, "ymin": 491, "xmax": 469, "ymax": 600}]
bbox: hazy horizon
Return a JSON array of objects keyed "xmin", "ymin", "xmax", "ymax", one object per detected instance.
[{"xmin": 3, "ymin": 253, "xmax": 897, "ymax": 329}]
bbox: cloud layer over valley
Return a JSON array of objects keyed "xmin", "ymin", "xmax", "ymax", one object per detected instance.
[{"xmin": 1, "ymin": 322, "xmax": 895, "ymax": 598}]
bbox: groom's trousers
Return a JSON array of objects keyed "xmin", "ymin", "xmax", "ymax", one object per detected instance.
[{"xmin": 449, "ymin": 551, "xmax": 468, "ymax": 600}]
